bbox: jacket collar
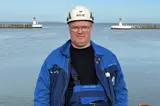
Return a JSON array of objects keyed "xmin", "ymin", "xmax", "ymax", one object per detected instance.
[{"xmin": 60, "ymin": 39, "xmax": 105, "ymax": 57}]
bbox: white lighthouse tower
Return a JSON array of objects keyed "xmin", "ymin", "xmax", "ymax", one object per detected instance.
[
  {"xmin": 32, "ymin": 17, "xmax": 43, "ymax": 28},
  {"xmin": 32, "ymin": 17, "xmax": 37, "ymax": 25},
  {"xmin": 119, "ymin": 17, "xmax": 123, "ymax": 26}
]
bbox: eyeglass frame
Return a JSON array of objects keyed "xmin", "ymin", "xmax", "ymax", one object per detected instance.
[{"xmin": 69, "ymin": 25, "xmax": 92, "ymax": 32}]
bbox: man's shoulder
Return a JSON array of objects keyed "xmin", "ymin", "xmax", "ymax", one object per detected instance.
[
  {"xmin": 45, "ymin": 46, "xmax": 62, "ymax": 61},
  {"xmin": 94, "ymin": 43, "xmax": 120, "ymax": 67},
  {"xmin": 42, "ymin": 40, "xmax": 71, "ymax": 69},
  {"xmin": 94, "ymin": 43, "xmax": 116, "ymax": 57}
]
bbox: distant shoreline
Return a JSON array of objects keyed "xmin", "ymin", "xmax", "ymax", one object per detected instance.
[{"xmin": 0, "ymin": 21, "xmax": 160, "ymax": 25}]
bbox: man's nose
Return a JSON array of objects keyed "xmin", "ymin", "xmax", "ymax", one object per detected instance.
[{"xmin": 77, "ymin": 27, "xmax": 83, "ymax": 33}]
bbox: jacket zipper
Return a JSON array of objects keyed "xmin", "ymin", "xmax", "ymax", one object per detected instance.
[
  {"xmin": 61, "ymin": 57, "xmax": 70, "ymax": 106},
  {"xmin": 94, "ymin": 55, "xmax": 113, "ymax": 106}
]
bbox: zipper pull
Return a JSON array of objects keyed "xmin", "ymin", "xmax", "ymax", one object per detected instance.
[{"xmin": 112, "ymin": 76, "xmax": 115, "ymax": 86}]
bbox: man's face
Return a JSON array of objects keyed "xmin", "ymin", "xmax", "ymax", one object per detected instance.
[{"xmin": 69, "ymin": 21, "xmax": 93, "ymax": 48}]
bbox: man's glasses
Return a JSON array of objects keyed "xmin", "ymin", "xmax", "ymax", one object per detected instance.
[{"xmin": 70, "ymin": 25, "xmax": 91, "ymax": 32}]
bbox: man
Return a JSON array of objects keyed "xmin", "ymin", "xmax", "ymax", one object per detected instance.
[{"xmin": 34, "ymin": 5, "xmax": 128, "ymax": 106}]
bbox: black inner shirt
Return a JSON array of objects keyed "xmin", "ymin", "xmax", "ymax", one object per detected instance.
[{"xmin": 70, "ymin": 44, "xmax": 99, "ymax": 85}]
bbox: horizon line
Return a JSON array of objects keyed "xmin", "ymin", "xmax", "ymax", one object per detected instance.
[{"xmin": 0, "ymin": 21, "xmax": 160, "ymax": 24}]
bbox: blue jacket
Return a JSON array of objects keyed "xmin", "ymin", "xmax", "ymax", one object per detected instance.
[{"xmin": 34, "ymin": 40, "xmax": 128, "ymax": 106}]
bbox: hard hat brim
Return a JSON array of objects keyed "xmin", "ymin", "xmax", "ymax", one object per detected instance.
[{"xmin": 67, "ymin": 18, "xmax": 94, "ymax": 24}]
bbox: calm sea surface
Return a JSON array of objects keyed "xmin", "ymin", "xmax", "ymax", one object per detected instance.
[{"xmin": 0, "ymin": 22, "xmax": 160, "ymax": 106}]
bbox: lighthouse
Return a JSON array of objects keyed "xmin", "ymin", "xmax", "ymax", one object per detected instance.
[
  {"xmin": 111, "ymin": 17, "xmax": 132, "ymax": 29},
  {"xmin": 32, "ymin": 17, "xmax": 37, "ymax": 25},
  {"xmin": 32, "ymin": 17, "xmax": 43, "ymax": 28},
  {"xmin": 119, "ymin": 17, "xmax": 123, "ymax": 26}
]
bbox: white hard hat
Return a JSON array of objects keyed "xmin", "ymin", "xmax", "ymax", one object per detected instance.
[{"xmin": 67, "ymin": 5, "xmax": 94, "ymax": 24}]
